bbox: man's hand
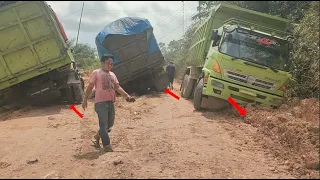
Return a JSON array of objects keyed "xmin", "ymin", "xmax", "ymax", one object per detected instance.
[
  {"xmin": 116, "ymin": 86, "xmax": 135, "ymax": 102},
  {"xmin": 126, "ymin": 95, "xmax": 135, "ymax": 102},
  {"xmin": 82, "ymin": 100, "xmax": 88, "ymax": 110}
]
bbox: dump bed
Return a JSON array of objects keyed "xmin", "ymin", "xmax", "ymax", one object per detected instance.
[
  {"xmin": 188, "ymin": 3, "xmax": 290, "ymax": 66},
  {"xmin": 95, "ymin": 17, "xmax": 165, "ymax": 85},
  {"xmin": 0, "ymin": 1, "xmax": 74, "ymax": 91}
]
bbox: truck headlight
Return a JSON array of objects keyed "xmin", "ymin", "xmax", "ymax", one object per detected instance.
[{"xmin": 211, "ymin": 80, "xmax": 224, "ymax": 89}]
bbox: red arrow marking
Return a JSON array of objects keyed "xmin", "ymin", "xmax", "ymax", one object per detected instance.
[
  {"xmin": 227, "ymin": 97, "xmax": 246, "ymax": 116},
  {"xmin": 70, "ymin": 105, "xmax": 83, "ymax": 118},
  {"xmin": 164, "ymin": 88, "xmax": 180, "ymax": 100}
]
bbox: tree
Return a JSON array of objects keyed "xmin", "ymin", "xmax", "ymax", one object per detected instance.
[
  {"xmin": 66, "ymin": 38, "xmax": 100, "ymax": 70},
  {"xmin": 268, "ymin": 1, "xmax": 312, "ymax": 22},
  {"xmin": 289, "ymin": 1, "xmax": 320, "ymax": 98},
  {"xmin": 192, "ymin": 1, "xmax": 312, "ymax": 23},
  {"xmin": 191, "ymin": 1, "xmax": 215, "ymax": 22},
  {"xmin": 159, "ymin": 22, "xmax": 199, "ymax": 78},
  {"xmin": 159, "ymin": 42, "xmax": 167, "ymax": 61}
]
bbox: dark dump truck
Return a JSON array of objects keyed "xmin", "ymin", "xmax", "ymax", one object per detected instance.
[
  {"xmin": 0, "ymin": 1, "xmax": 84, "ymax": 107},
  {"xmin": 95, "ymin": 17, "xmax": 168, "ymax": 94}
]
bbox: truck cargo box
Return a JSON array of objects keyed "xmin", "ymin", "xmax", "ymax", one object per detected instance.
[
  {"xmin": 0, "ymin": 1, "xmax": 83, "ymax": 106},
  {"xmin": 0, "ymin": 1, "xmax": 74, "ymax": 91},
  {"xmin": 95, "ymin": 17, "xmax": 167, "ymax": 91}
]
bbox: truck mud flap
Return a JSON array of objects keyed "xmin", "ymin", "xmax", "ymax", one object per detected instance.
[{"xmin": 67, "ymin": 71, "xmax": 81, "ymax": 85}]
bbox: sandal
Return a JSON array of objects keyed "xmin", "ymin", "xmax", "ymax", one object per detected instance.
[
  {"xmin": 103, "ymin": 145, "xmax": 113, "ymax": 152},
  {"xmin": 91, "ymin": 139, "xmax": 101, "ymax": 148}
]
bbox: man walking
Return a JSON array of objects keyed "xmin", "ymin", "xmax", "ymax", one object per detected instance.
[
  {"xmin": 82, "ymin": 54, "xmax": 135, "ymax": 152},
  {"xmin": 166, "ymin": 61, "xmax": 176, "ymax": 90}
]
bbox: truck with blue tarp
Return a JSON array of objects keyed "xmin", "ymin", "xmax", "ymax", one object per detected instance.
[{"xmin": 95, "ymin": 17, "xmax": 168, "ymax": 94}]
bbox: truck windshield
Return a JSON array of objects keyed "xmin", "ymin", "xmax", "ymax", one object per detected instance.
[{"xmin": 219, "ymin": 28, "xmax": 290, "ymax": 72}]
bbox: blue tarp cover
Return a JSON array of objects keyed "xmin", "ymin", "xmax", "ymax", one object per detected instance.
[
  {"xmin": 95, "ymin": 17, "xmax": 160, "ymax": 64},
  {"xmin": 0, "ymin": 1, "xmax": 17, "ymax": 7}
]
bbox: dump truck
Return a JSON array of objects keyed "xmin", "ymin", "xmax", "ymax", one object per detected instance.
[
  {"xmin": 95, "ymin": 17, "xmax": 168, "ymax": 94},
  {"xmin": 180, "ymin": 3, "xmax": 294, "ymax": 110},
  {"xmin": 0, "ymin": 1, "xmax": 84, "ymax": 107}
]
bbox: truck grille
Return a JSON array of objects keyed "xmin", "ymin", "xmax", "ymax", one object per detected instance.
[{"xmin": 224, "ymin": 70, "xmax": 275, "ymax": 90}]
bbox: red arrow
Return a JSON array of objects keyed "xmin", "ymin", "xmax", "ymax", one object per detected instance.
[
  {"xmin": 70, "ymin": 105, "xmax": 83, "ymax": 118},
  {"xmin": 164, "ymin": 88, "xmax": 180, "ymax": 100},
  {"xmin": 227, "ymin": 97, "xmax": 246, "ymax": 116}
]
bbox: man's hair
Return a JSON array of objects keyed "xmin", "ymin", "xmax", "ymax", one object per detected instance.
[
  {"xmin": 100, "ymin": 54, "xmax": 114, "ymax": 62},
  {"xmin": 170, "ymin": 61, "xmax": 174, "ymax": 64}
]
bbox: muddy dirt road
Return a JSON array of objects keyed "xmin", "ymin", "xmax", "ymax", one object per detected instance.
[{"xmin": 0, "ymin": 82, "xmax": 300, "ymax": 178}]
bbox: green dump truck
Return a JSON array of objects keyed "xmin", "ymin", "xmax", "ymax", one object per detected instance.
[
  {"xmin": 180, "ymin": 3, "xmax": 294, "ymax": 110},
  {"xmin": 0, "ymin": 1, "xmax": 84, "ymax": 106}
]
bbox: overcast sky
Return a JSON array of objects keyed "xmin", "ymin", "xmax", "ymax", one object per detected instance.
[{"xmin": 46, "ymin": 1, "xmax": 198, "ymax": 49}]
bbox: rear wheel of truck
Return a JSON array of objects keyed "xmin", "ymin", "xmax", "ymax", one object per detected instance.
[
  {"xmin": 80, "ymin": 78, "xmax": 85, "ymax": 91},
  {"xmin": 154, "ymin": 71, "xmax": 168, "ymax": 92},
  {"xmin": 193, "ymin": 78, "xmax": 203, "ymax": 110},
  {"xmin": 67, "ymin": 84, "xmax": 84, "ymax": 104},
  {"xmin": 181, "ymin": 74, "xmax": 195, "ymax": 99},
  {"xmin": 180, "ymin": 74, "xmax": 187, "ymax": 97}
]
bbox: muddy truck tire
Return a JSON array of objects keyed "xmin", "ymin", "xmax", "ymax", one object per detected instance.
[
  {"xmin": 0, "ymin": 88, "xmax": 12, "ymax": 107},
  {"xmin": 181, "ymin": 74, "xmax": 195, "ymax": 99},
  {"xmin": 193, "ymin": 78, "xmax": 203, "ymax": 110},
  {"xmin": 154, "ymin": 71, "xmax": 169, "ymax": 92},
  {"xmin": 67, "ymin": 83, "xmax": 84, "ymax": 104}
]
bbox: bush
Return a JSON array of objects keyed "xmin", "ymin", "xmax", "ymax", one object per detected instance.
[{"xmin": 289, "ymin": 1, "xmax": 320, "ymax": 99}]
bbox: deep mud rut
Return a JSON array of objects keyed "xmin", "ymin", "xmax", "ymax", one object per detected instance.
[{"xmin": 0, "ymin": 81, "xmax": 298, "ymax": 178}]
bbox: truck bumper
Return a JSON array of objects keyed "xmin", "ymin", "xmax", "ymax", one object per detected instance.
[{"xmin": 202, "ymin": 76, "xmax": 284, "ymax": 107}]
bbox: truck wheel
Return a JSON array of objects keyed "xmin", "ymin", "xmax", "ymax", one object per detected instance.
[
  {"xmin": 67, "ymin": 84, "xmax": 84, "ymax": 104},
  {"xmin": 180, "ymin": 74, "xmax": 187, "ymax": 97},
  {"xmin": 0, "ymin": 88, "xmax": 12, "ymax": 107},
  {"xmin": 181, "ymin": 74, "xmax": 195, "ymax": 99},
  {"xmin": 80, "ymin": 78, "xmax": 85, "ymax": 91},
  {"xmin": 73, "ymin": 84, "xmax": 84, "ymax": 103},
  {"xmin": 154, "ymin": 72, "xmax": 168, "ymax": 92},
  {"xmin": 193, "ymin": 78, "xmax": 203, "ymax": 110}
]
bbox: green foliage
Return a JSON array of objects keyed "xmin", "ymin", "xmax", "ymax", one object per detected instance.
[
  {"xmin": 66, "ymin": 38, "xmax": 100, "ymax": 70},
  {"xmin": 159, "ymin": 22, "xmax": 199, "ymax": 78},
  {"xmin": 191, "ymin": 1, "xmax": 312, "ymax": 23},
  {"xmin": 289, "ymin": 1, "xmax": 320, "ymax": 99},
  {"xmin": 268, "ymin": 1, "xmax": 312, "ymax": 22},
  {"xmin": 191, "ymin": 1, "xmax": 215, "ymax": 22}
]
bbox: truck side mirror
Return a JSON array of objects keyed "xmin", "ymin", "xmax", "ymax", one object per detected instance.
[
  {"xmin": 211, "ymin": 29, "xmax": 218, "ymax": 41},
  {"xmin": 211, "ymin": 29, "xmax": 221, "ymax": 47}
]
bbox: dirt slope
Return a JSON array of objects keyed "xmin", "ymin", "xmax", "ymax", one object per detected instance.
[
  {"xmin": 245, "ymin": 98, "xmax": 319, "ymax": 178},
  {"xmin": 0, "ymin": 81, "xmax": 316, "ymax": 178}
]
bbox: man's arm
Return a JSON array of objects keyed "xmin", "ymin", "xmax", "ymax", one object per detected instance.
[
  {"xmin": 113, "ymin": 73, "xmax": 134, "ymax": 102},
  {"xmin": 115, "ymin": 85, "xmax": 130, "ymax": 99}
]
